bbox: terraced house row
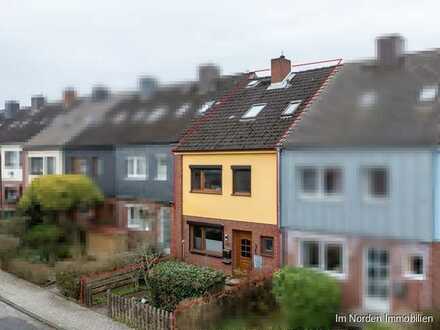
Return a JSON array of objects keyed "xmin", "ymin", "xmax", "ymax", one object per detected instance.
[{"xmin": 2, "ymin": 34, "xmax": 440, "ymax": 313}]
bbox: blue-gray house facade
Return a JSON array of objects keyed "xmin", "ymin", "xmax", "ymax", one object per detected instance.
[{"xmin": 280, "ymin": 35, "xmax": 440, "ymax": 313}]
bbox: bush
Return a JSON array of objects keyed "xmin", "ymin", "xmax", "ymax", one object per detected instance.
[
  {"xmin": 7, "ymin": 259, "xmax": 53, "ymax": 285},
  {"xmin": 272, "ymin": 267, "xmax": 341, "ymax": 330},
  {"xmin": 147, "ymin": 261, "xmax": 226, "ymax": 311},
  {"xmin": 0, "ymin": 234, "xmax": 19, "ymax": 268},
  {"xmin": 0, "ymin": 218, "xmax": 27, "ymax": 237}
]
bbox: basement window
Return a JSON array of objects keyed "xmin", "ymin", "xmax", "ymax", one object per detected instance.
[
  {"xmin": 241, "ymin": 103, "xmax": 266, "ymax": 119},
  {"xmin": 282, "ymin": 100, "xmax": 302, "ymax": 116}
]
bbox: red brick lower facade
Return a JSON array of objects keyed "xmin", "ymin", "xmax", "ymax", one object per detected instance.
[
  {"xmin": 179, "ymin": 215, "xmax": 280, "ymax": 274},
  {"xmin": 285, "ymin": 230, "xmax": 438, "ymax": 313}
]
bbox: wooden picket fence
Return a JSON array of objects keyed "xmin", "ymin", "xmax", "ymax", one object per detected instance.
[{"xmin": 107, "ymin": 290, "xmax": 175, "ymax": 330}]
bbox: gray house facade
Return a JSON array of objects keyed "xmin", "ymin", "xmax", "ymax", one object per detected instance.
[{"xmin": 280, "ymin": 36, "xmax": 440, "ymax": 313}]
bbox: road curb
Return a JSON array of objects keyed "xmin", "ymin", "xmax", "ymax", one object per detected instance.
[{"xmin": 0, "ymin": 294, "xmax": 63, "ymax": 329}]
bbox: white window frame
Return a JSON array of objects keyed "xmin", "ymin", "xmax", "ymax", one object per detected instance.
[
  {"xmin": 403, "ymin": 253, "xmax": 426, "ymax": 281},
  {"xmin": 127, "ymin": 205, "xmax": 150, "ymax": 231},
  {"xmin": 297, "ymin": 166, "xmax": 343, "ymax": 201},
  {"xmin": 241, "ymin": 103, "xmax": 266, "ymax": 119},
  {"xmin": 154, "ymin": 154, "xmax": 168, "ymax": 181},
  {"xmin": 126, "ymin": 157, "xmax": 148, "ymax": 180},
  {"xmin": 359, "ymin": 91, "xmax": 377, "ymax": 108},
  {"xmin": 4, "ymin": 150, "xmax": 20, "ymax": 169},
  {"xmin": 282, "ymin": 100, "xmax": 302, "ymax": 116},
  {"xmin": 362, "ymin": 166, "xmax": 390, "ymax": 203},
  {"xmin": 298, "ymin": 238, "xmax": 347, "ymax": 280},
  {"xmin": 419, "ymin": 85, "xmax": 438, "ymax": 102},
  {"xmin": 29, "ymin": 157, "xmax": 44, "ymax": 175}
]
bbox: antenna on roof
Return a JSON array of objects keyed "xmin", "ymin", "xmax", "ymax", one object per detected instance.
[{"xmin": 280, "ymin": 50, "xmax": 285, "ymax": 58}]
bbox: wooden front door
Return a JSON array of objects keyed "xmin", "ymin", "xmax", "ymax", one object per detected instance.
[{"xmin": 233, "ymin": 230, "xmax": 252, "ymax": 272}]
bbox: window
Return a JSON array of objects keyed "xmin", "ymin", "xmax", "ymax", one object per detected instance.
[
  {"xmin": 419, "ymin": 85, "xmax": 438, "ymax": 102},
  {"xmin": 359, "ymin": 91, "xmax": 377, "ymax": 108},
  {"xmin": 159, "ymin": 207, "xmax": 171, "ymax": 254},
  {"xmin": 198, "ymin": 101, "xmax": 215, "ymax": 114},
  {"xmin": 261, "ymin": 236, "xmax": 274, "ymax": 256},
  {"xmin": 405, "ymin": 254, "xmax": 425, "ymax": 279},
  {"xmin": 126, "ymin": 157, "xmax": 147, "ymax": 179},
  {"xmin": 176, "ymin": 103, "xmax": 190, "ymax": 117},
  {"xmin": 232, "ymin": 166, "xmax": 251, "ymax": 196},
  {"xmin": 190, "ymin": 224, "xmax": 223, "ymax": 255},
  {"xmin": 127, "ymin": 205, "xmax": 150, "ymax": 230},
  {"xmin": 300, "ymin": 240, "xmax": 345, "ymax": 276},
  {"xmin": 5, "ymin": 187, "xmax": 19, "ymax": 203},
  {"xmin": 46, "ymin": 157, "xmax": 56, "ymax": 175},
  {"xmin": 92, "ymin": 157, "xmax": 102, "ymax": 177},
  {"xmin": 71, "ymin": 157, "xmax": 87, "ymax": 175},
  {"xmin": 155, "ymin": 154, "xmax": 168, "ymax": 181},
  {"xmin": 365, "ymin": 167, "xmax": 388, "ymax": 199},
  {"xmin": 147, "ymin": 107, "xmax": 166, "ymax": 123},
  {"xmin": 242, "ymin": 103, "xmax": 266, "ymax": 119},
  {"xmin": 246, "ymin": 80, "xmax": 260, "ymax": 88},
  {"xmin": 190, "ymin": 166, "xmax": 222, "ymax": 193},
  {"xmin": 298, "ymin": 167, "xmax": 342, "ymax": 198},
  {"xmin": 30, "ymin": 157, "xmax": 43, "ymax": 175},
  {"xmin": 282, "ymin": 100, "xmax": 302, "ymax": 116},
  {"xmin": 4, "ymin": 151, "xmax": 19, "ymax": 168}
]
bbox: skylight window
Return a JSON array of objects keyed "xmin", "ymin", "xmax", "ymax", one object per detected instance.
[
  {"xmin": 419, "ymin": 85, "xmax": 438, "ymax": 102},
  {"xmin": 133, "ymin": 111, "xmax": 146, "ymax": 121},
  {"xmin": 198, "ymin": 101, "xmax": 215, "ymax": 114},
  {"xmin": 359, "ymin": 91, "xmax": 377, "ymax": 108},
  {"xmin": 176, "ymin": 103, "xmax": 191, "ymax": 117},
  {"xmin": 147, "ymin": 107, "xmax": 166, "ymax": 123},
  {"xmin": 282, "ymin": 100, "xmax": 302, "ymax": 116},
  {"xmin": 267, "ymin": 72, "xmax": 296, "ymax": 90},
  {"xmin": 246, "ymin": 80, "xmax": 260, "ymax": 88},
  {"xmin": 112, "ymin": 112, "xmax": 127, "ymax": 124},
  {"xmin": 242, "ymin": 103, "xmax": 266, "ymax": 119}
]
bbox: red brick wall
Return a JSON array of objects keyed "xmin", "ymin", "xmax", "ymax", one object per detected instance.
[
  {"xmin": 171, "ymin": 154, "xmax": 183, "ymax": 259},
  {"xmin": 430, "ymin": 243, "xmax": 440, "ymax": 309},
  {"xmin": 182, "ymin": 215, "xmax": 280, "ymax": 274}
]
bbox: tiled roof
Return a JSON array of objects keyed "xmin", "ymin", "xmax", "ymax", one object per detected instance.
[
  {"xmin": 0, "ymin": 103, "xmax": 65, "ymax": 144},
  {"xmin": 284, "ymin": 51, "xmax": 440, "ymax": 148},
  {"xmin": 66, "ymin": 77, "xmax": 240, "ymax": 147},
  {"xmin": 175, "ymin": 65, "xmax": 338, "ymax": 151}
]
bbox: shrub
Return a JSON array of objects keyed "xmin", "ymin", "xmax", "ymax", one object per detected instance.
[
  {"xmin": 0, "ymin": 234, "xmax": 19, "ymax": 269},
  {"xmin": 147, "ymin": 261, "xmax": 226, "ymax": 311},
  {"xmin": 272, "ymin": 267, "xmax": 341, "ymax": 330},
  {"xmin": 7, "ymin": 259, "xmax": 53, "ymax": 285},
  {"xmin": 0, "ymin": 218, "xmax": 27, "ymax": 237}
]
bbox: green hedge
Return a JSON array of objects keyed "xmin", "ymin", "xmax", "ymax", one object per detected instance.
[
  {"xmin": 272, "ymin": 267, "xmax": 341, "ymax": 330},
  {"xmin": 148, "ymin": 261, "xmax": 226, "ymax": 311}
]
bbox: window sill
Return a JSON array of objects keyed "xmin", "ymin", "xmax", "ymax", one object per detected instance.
[
  {"xmin": 363, "ymin": 196, "xmax": 389, "ymax": 205},
  {"xmin": 403, "ymin": 273, "xmax": 425, "ymax": 281},
  {"xmin": 128, "ymin": 225, "xmax": 150, "ymax": 231},
  {"xmin": 154, "ymin": 178, "xmax": 167, "ymax": 181},
  {"xmin": 190, "ymin": 190, "xmax": 222, "ymax": 195},
  {"xmin": 261, "ymin": 252, "xmax": 274, "ymax": 258},
  {"xmin": 232, "ymin": 192, "xmax": 251, "ymax": 197},
  {"xmin": 190, "ymin": 249, "xmax": 223, "ymax": 258},
  {"xmin": 125, "ymin": 176, "xmax": 148, "ymax": 181},
  {"xmin": 298, "ymin": 194, "xmax": 343, "ymax": 202}
]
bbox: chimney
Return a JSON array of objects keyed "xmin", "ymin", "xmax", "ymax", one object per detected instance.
[
  {"xmin": 271, "ymin": 55, "xmax": 291, "ymax": 84},
  {"xmin": 92, "ymin": 85, "xmax": 110, "ymax": 102},
  {"xmin": 138, "ymin": 76, "xmax": 158, "ymax": 100},
  {"xmin": 4, "ymin": 101, "xmax": 19, "ymax": 119},
  {"xmin": 376, "ymin": 34, "xmax": 405, "ymax": 67},
  {"xmin": 198, "ymin": 64, "xmax": 220, "ymax": 94},
  {"xmin": 63, "ymin": 88, "xmax": 77, "ymax": 108},
  {"xmin": 31, "ymin": 95, "xmax": 46, "ymax": 109}
]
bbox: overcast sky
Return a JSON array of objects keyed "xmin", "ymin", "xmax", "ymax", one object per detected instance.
[{"xmin": 1, "ymin": 0, "xmax": 439, "ymax": 107}]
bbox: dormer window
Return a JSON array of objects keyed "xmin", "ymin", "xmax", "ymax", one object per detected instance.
[
  {"xmin": 133, "ymin": 111, "xmax": 146, "ymax": 121},
  {"xmin": 359, "ymin": 91, "xmax": 377, "ymax": 108},
  {"xmin": 242, "ymin": 103, "xmax": 266, "ymax": 119},
  {"xmin": 176, "ymin": 103, "xmax": 191, "ymax": 117},
  {"xmin": 246, "ymin": 80, "xmax": 260, "ymax": 88},
  {"xmin": 267, "ymin": 72, "xmax": 296, "ymax": 90},
  {"xmin": 147, "ymin": 107, "xmax": 166, "ymax": 123},
  {"xmin": 419, "ymin": 85, "xmax": 438, "ymax": 102},
  {"xmin": 112, "ymin": 112, "xmax": 127, "ymax": 124},
  {"xmin": 198, "ymin": 101, "xmax": 215, "ymax": 114},
  {"xmin": 282, "ymin": 100, "xmax": 302, "ymax": 116}
]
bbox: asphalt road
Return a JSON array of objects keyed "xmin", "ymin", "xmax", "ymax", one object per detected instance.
[{"xmin": 0, "ymin": 301, "xmax": 50, "ymax": 330}]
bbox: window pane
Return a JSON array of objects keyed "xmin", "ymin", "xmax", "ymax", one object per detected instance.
[
  {"xmin": 410, "ymin": 256, "xmax": 423, "ymax": 275},
  {"xmin": 262, "ymin": 237, "xmax": 274, "ymax": 255},
  {"xmin": 155, "ymin": 155, "xmax": 167, "ymax": 181},
  {"xmin": 204, "ymin": 169, "xmax": 222, "ymax": 191},
  {"xmin": 5, "ymin": 151, "xmax": 19, "ymax": 168},
  {"xmin": 92, "ymin": 157, "xmax": 102, "ymax": 177},
  {"xmin": 137, "ymin": 158, "xmax": 147, "ymax": 176},
  {"xmin": 301, "ymin": 168, "xmax": 317, "ymax": 194},
  {"xmin": 46, "ymin": 157, "xmax": 56, "ymax": 175},
  {"xmin": 369, "ymin": 168, "xmax": 388, "ymax": 197},
  {"xmin": 30, "ymin": 158, "xmax": 43, "ymax": 175},
  {"xmin": 302, "ymin": 241, "xmax": 320, "ymax": 268},
  {"xmin": 126, "ymin": 159, "xmax": 134, "ymax": 176},
  {"xmin": 325, "ymin": 244, "xmax": 343, "ymax": 273},
  {"xmin": 205, "ymin": 227, "xmax": 223, "ymax": 253},
  {"xmin": 193, "ymin": 226, "xmax": 203, "ymax": 250},
  {"xmin": 233, "ymin": 168, "xmax": 251, "ymax": 194},
  {"xmin": 324, "ymin": 168, "xmax": 342, "ymax": 194},
  {"xmin": 191, "ymin": 169, "xmax": 201, "ymax": 190}
]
